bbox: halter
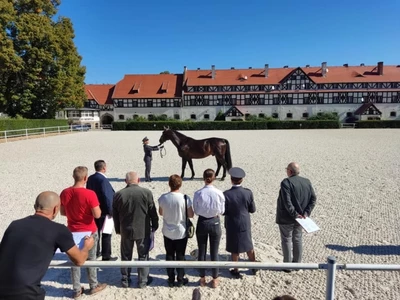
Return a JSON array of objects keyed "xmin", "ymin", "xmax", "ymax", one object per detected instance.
[{"xmin": 160, "ymin": 144, "xmax": 167, "ymax": 158}]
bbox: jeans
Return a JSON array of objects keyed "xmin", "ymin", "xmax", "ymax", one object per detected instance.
[
  {"xmin": 163, "ymin": 236, "xmax": 188, "ymax": 282},
  {"xmin": 95, "ymin": 216, "xmax": 112, "ymax": 259},
  {"xmin": 196, "ymin": 216, "xmax": 221, "ymax": 279},
  {"xmin": 71, "ymin": 232, "xmax": 98, "ymax": 292},
  {"xmin": 120, "ymin": 236, "xmax": 150, "ymax": 287},
  {"xmin": 279, "ymin": 223, "xmax": 303, "ymax": 263}
]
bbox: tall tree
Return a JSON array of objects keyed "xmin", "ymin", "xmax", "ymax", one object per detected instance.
[{"xmin": 0, "ymin": 0, "xmax": 86, "ymax": 118}]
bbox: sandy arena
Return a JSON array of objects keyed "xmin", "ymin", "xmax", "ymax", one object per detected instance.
[{"xmin": 1, "ymin": 129, "xmax": 399, "ymax": 300}]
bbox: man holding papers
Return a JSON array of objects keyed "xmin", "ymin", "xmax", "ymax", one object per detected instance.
[
  {"xmin": 87, "ymin": 160, "xmax": 116, "ymax": 261},
  {"xmin": 276, "ymin": 162, "xmax": 316, "ymax": 272}
]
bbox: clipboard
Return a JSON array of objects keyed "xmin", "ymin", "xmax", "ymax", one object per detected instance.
[{"xmin": 295, "ymin": 217, "xmax": 320, "ymax": 233}]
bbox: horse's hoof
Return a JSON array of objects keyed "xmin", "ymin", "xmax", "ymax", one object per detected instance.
[{"xmin": 221, "ymin": 177, "xmax": 225, "ymax": 181}]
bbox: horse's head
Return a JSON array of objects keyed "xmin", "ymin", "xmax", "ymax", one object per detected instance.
[{"xmin": 159, "ymin": 126, "xmax": 172, "ymax": 144}]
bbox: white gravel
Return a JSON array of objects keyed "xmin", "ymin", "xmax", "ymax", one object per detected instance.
[{"xmin": 1, "ymin": 129, "xmax": 400, "ymax": 300}]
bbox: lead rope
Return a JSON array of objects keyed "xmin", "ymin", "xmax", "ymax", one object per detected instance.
[{"xmin": 160, "ymin": 145, "xmax": 166, "ymax": 158}]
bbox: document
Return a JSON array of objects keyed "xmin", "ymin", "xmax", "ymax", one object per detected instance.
[
  {"xmin": 55, "ymin": 231, "xmax": 92, "ymax": 254},
  {"xmin": 295, "ymin": 217, "xmax": 320, "ymax": 233},
  {"xmin": 101, "ymin": 215, "xmax": 114, "ymax": 234}
]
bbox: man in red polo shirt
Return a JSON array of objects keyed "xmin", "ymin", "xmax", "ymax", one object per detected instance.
[{"xmin": 61, "ymin": 166, "xmax": 107, "ymax": 298}]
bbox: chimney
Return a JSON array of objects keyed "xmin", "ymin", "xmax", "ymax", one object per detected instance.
[
  {"xmin": 283, "ymin": 65, "xmax": 288, "ymax": 68},
  {"xmin": 249, "ymin": 67, "xmax": 252, "ymax": 69},
  {"xmin": 360, "ymin": 63, "xmax": 365, "ymax": 66},
  {"xmin": 305, "ymin": 64, "xmax": 310, "ymax": 68},
  {"xmin": 211, "ymin": 65, "xmax": 216, "ymax": 79},
  {"xmin": 322, "ymin": 62, "xmax": 327, "ymax": 77},
  {"xmin": 343, "ymin": 63, "xmax": 348, "ymax": 67},
  {"xmin": 183, "ymin": 66, "xmax": 187, "ymax": 73},
  {"xmin": 231, "ymin": 67, "xmax": 235, "ymax": 69},
  {"xmin": 264, "ymin": 64, "xmax": 269, "ymax": 78},
  {"xmin": 197, "ymin": 68, "xmax": 200, "ymax": 70},
  {"xmin": 378, "ymin": 61, "xmax": 384, "ymax": 75}
]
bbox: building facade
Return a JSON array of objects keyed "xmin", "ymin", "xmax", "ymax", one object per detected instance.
[{"xmin": 58, "ymin": 62, "xmax": 400, "ymax": 126}]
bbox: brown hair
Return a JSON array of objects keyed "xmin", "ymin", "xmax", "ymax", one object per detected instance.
[
  {"xmin": 94, "ymin": 160, "xmax": 106, "ymax": 172},
  {"xmin": 169, "ymin": 174, "xmax": 182, "ymax": 191},
  {"xmin": 203, "ymin": 169, "xmax": 215, "ymax": 184},
  {"xmin": 272, "ymin": 296, "xmax": 297, "ymax": 300},
  {"xmin": 73, "ymin": 166, "xmax": 88, "ymax": 181}
]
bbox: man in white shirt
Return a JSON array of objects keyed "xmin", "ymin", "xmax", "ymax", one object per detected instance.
[{"xmin": 159, "ymin": 175, "xmax": 194, "ymax": 287}]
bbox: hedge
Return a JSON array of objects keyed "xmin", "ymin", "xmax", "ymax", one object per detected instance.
[
  {"xmin": 355, "ymin": 120, "xmax": 400, "ymax": 128},
  {"xmin": 112, "ymin": 120, "xmax": 341, "ymax": 131},
  {"xmin": 0, "ymin": 119, "xmax": 69, "ymax": 131}
]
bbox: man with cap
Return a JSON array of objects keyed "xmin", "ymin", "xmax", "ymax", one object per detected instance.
[
  {"xmin": 223, "ymin": 167, "xmax": 257, "ymax": 279},
  {"xmin": 142, "ymin": 137, "xmax": 164, "ymax": 182}
]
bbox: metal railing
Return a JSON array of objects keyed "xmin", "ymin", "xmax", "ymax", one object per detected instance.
[
  {"xmin": 0, "ymin": 125, "xmax": 88, "ymax": 142},
  {"xmin": 48, "ymin": 256, "xmax": 400, "ymax": 300}
]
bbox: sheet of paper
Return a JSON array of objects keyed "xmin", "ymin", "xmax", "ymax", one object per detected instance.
[
  {"xmin": 149, "ymin": 232, "xmax": 155, "ymax": 251},
  {"xmin": 295, "ymin": 217, "xmax": 320, "ymax": 233},
  {"xmin": 102, "ymin": 215, "xmax": 114, "ymax": 234},
  {"xmin": 55, "ymin": 231, "xmax": 92, "ymax": 254}
]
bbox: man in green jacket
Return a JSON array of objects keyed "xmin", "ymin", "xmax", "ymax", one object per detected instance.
[{"xmin": 113, "ymin": 171, "xmax": 159, "ymax": 288}]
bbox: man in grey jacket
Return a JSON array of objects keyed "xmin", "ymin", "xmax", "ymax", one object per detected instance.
[
  {"xmin": 113, "ymin": 171, "xmax": 159, "ymax": 288},
  {"xmin": 276, "ymin": 162, "xmax": 316, "ymax": 271}
]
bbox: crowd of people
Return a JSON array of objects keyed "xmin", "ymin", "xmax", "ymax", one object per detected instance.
[{"xmin": 0, "ymin": 157, "xmax": 316, "ymax": 300}]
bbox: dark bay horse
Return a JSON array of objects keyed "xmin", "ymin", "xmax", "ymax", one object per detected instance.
[{"xmin": 159, "ymin": 127, "xmax": 232, "ymax": 180}]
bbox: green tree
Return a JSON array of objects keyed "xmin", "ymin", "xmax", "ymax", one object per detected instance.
[
  {"xmin": 0, "ymin": 0, "xmax": 85, "ymax": 118},
  {"xmin": 307, "ymin": 112, "xmax": 339, "ymax": 121},
  {"xmin": 159, "ymin": 71, "xmax": 170, "ymax": 74}
]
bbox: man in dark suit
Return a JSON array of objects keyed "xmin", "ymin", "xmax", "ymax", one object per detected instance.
[
  {"xmin": 87, "ymin": 160, "xmax": 116, "ymax": 261},
  {"xmin": 223, "ymin": 167, "xmax": 257, "ymax": 279},
  {"xmin": 276, "ymin": 162, "xmax": 316, "ymax": 271},
  {"xmin": 113, "ymin": 171, "xmax": 159, "ymax": 288}
]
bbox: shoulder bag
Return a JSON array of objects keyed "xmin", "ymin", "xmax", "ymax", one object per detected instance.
[{"xmin": 184, "ymin": 194, "xmax": 195, "ymax": 238}]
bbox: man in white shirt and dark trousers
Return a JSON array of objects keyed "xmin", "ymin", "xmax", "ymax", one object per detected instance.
[{"xmin": 193, "ymin": 169, "xmax": 225, "ymax": 288}]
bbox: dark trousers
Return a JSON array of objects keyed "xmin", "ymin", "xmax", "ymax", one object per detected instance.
[
  {"xmin": 0, "ymin": 287, "xmax": 45, "ymax": 300},
  {"xmin": 120, "ymin": 236, "xmax": 150, "ymax": 287},
  {"xmin": 95, "ymin": 216, "xmax": 112, "ymax": 259},
  {"xmin": 144, "ymin": 158, "xmax": 152, "ymax": 180},
  {"xmin": 196, "ymin": 216, "xmax": 221, "ymax": 279},
  {"xmin": 163, "ymin": 236, "xmax": 188, "ymax": 283}
]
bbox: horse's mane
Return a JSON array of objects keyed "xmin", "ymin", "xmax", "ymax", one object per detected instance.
[{"xmin": 171, "ymin": 129, "xmax": 193, "ymax": 141}]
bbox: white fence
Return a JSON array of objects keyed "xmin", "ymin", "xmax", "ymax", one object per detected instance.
[
  {"xmin": 0, "ymin": 125, "xmax": 89, "ymax": 142},
  {"xmin": 49, "ymin": 256, "xmax": 400, "ymax": 300}
]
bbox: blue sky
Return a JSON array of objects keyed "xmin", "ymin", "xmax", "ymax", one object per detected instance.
[{"xmin": 58, "ymin": 0, "xmax": 400, "ymax": 84}]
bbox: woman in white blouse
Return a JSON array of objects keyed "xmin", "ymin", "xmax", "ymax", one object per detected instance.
[
  {"xmin": 159, "ymin": 175, "xmax": 194, "ymax": 287},
  {"xmin": 193, "ymin": 169, "xmax": 225, "ymax": 288}
]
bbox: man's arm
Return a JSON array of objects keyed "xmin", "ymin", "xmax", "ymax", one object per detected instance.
[
  {"xmin": 159, "ymin": 207, "xmax": 163, "ymax": 216},
  {"xmin": 187, "ymin": 206, "xmax": 194, "ymax": 218},
  {"xmin": 280, "ymin": 180, "xmax": 299, "ymax": 219},
  {"xmin": 91, "ymin": 206, "xmax": 101, "ymax": 219},
  {"xmin": 65, "ymin": 236, "xmax": 95, "ymax": 266},
  {"xmin": 102, "ymin": 180, "xmax": 115, "ymax": 216},
  {"xmin": 304, "ymin": 184, "xmax": 317, "ymax": 217},
  {"xmin": 112, "ymin": 193, "xmax": 121, "ymax": 234},
  {"xmin": 248, "ymin": 191, "xmax": 256, "ymax": 214}
]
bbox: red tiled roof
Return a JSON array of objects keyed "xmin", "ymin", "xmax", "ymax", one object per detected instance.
[
  {"xmin": 113, "ymin": 74, "xmax": 183, "ymax": 99},
  {"xmin": 85, "ymin": 84, "xmax": 114, "ymax": 105},
  {"xmin": 185, "ymin": 64, "xmax": 400, "ymax": 86}
]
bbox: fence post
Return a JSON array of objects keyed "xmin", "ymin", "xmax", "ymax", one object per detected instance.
[
  {"xmin": 43, "ymin": 128, "xmax": 45, "ymax": 136},
  {"xmin": 326, "ymin": 256, "xmax": 337, "ymax": 300},
  {"xmin": 26, "ymin": 129, "xmax": 28, "ymax": 139},
  {"xmin": 4, "ymin": 131, "xmax": 7, "ymax": 143},
  {"xmin": 58, "ymin": 126, "xmax": 60, "ymax": 134}
]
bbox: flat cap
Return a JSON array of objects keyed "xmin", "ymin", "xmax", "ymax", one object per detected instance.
[
  {"xmin": 228, "ymin": 167, "xmax": 246, "ymax": 179},
  {"xmin": 142, "ymin": 136, "xmax": 149, "ymax": 142}
]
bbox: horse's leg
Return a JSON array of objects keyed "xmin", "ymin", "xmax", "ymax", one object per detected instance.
[
  {"xmin": 215, "ymin": 158, "xmax": 222, "ymax": 178},
  {"xmin": 188, "ymin": 159, "xmax": 195, "ymax": 180},
  {"xmin": 215, "ymin": 155, "xmax": 227, "ymax": 181},
  {"xmin": 181, "ymin": 158, "xmax": 187, "ymax": 179}
]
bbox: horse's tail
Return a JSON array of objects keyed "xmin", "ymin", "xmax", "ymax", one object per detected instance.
[{"xmin": 224, "ymin": 139, "xmax": 232, "ymax": 170}]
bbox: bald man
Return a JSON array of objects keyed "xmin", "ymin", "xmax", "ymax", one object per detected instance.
[
  {"xmin": 276, "ymin": 162, "xmax": 316, "ymax": 272},
  {"xmin": 0, "ymin": 191, "xmax": 94, "ymax": 300},
  {"xmin": 113, "ymin": 171, "xmax": 159, "ymax": 288}
]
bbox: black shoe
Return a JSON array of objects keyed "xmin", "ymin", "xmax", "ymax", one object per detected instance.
[
  {"xmin": 102, "ymin": 256, "xmax": 118, "ymax": 261},
  {"xmin": 96, "ymin": 254, "xmax": 101, "ymax": 259},
  {"xmin": 252, "ymin": 269, "xmax": 259, "ymax": 275},
  {"xmin": 121, "ymin": 278, "xmax": 131, "ymax": 288},
  {"xmin": 168, "ymin": 280, "xmax": 175, "ymax": 288},
  {"xmin": 177, "ymin": 278, "xmax": 189, "ymax": 287},
  {"xmin": 282, "ymin": 269, "xmax": 292, "ymax": 273},
  {"xmin": 230, "ymin": 269, "xmax": 243, "ymax": 279}
]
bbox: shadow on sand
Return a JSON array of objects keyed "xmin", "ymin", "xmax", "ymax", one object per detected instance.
[{"xmin": 326, "ymin": 244, "xmax": 400, "ymax": 255}]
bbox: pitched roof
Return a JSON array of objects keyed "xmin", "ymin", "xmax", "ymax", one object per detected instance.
[
  {"xmin": 224, "ymin": 106, "xmax": 245, "ymax": 117},
  {"xmin": 113, "ymin": 74, "xmax": 183, "ymax": 99},
  {"xmin": 85, "ymin": 84, "xmax": 114, "ymax": 105},
  {"xmin": 354, "ymin": 102, "xmax": 382, "ymax": 115},
  {"xmin": 185, "ymin": 64, "xmax": 400, "ymax": 86}
]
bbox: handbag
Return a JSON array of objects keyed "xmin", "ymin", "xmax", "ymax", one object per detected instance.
[{"xmin": 184, "ymin": 194, "xmax": 195, "ymax": 238}]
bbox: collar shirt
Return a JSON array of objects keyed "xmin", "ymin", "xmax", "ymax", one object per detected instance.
[
  {"xmin": 97, "ymin": 171, "xmax": 107, "ymax": 178},
  {"xmin": 193, "ymin": 185, "xmax": 225, "ymax": 218}
]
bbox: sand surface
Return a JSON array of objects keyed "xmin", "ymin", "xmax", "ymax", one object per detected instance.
[{"xmin": 1, "ymin": 129, "xmax": 400, "ymax": 300}]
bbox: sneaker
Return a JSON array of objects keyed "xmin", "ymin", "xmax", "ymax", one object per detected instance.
[
  {"xmin": 177, "ymin": 277, "xmax": 189, "ymax": 287},
  {"xmin": 73, "ymin": 287, "xmax": 84, "ymax": 299},
  {"xmin": 89, "ymin": 283, "xmax": 107, "ymax": 295}
]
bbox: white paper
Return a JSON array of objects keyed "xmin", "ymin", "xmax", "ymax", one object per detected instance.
[
  {"xmin": 295, "ymin": 217, "xmax": 320, "ymax": 233},
  {"xmin": 101, "ymin": 215, "xmax": 114, "ymax": 234},
  {"xmin": 55, "ymin": 231, "xmax": 92, "ymax": 253},
  {"xmin": 149, "ymin": 232, "xmax": 155, "ymax": 251}
]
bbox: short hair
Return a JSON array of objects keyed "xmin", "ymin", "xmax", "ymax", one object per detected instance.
[
  {"xmin": 272, "ymin": 296, "xmax": 297, "ymax": 300},
  {"xmin": 94, "ymin": 160, "xmax": 106, "ymax": 172},
  {"xmin": 125, "ymin": 171, "xmax": 139, "ymax": 184},
  {"xmin": 203, "ymin": 169, "xmax": 215, "ymax": 184},
  {"xmin": 287, "ymin": 162, "xmax": 300, "ymax": 176},
  {"xmin": 73, "ymin": 166, "xmax": 88, "ymax": 181},
  {"xmin": 169, "ymin": 174, "xmax": 182, "ymax": 191}
]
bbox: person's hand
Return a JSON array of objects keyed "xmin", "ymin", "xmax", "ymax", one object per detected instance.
[
  {"xmin": 159, "ymin": 145, "xmax": 164, "ymax": 149},
  {"xmin": 83, "ymin": 236, "xmax": 95, "ymax": 250},
  {"xmin": 297, "ymin": 214, "xmax": 305, "ymax": 219}
]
